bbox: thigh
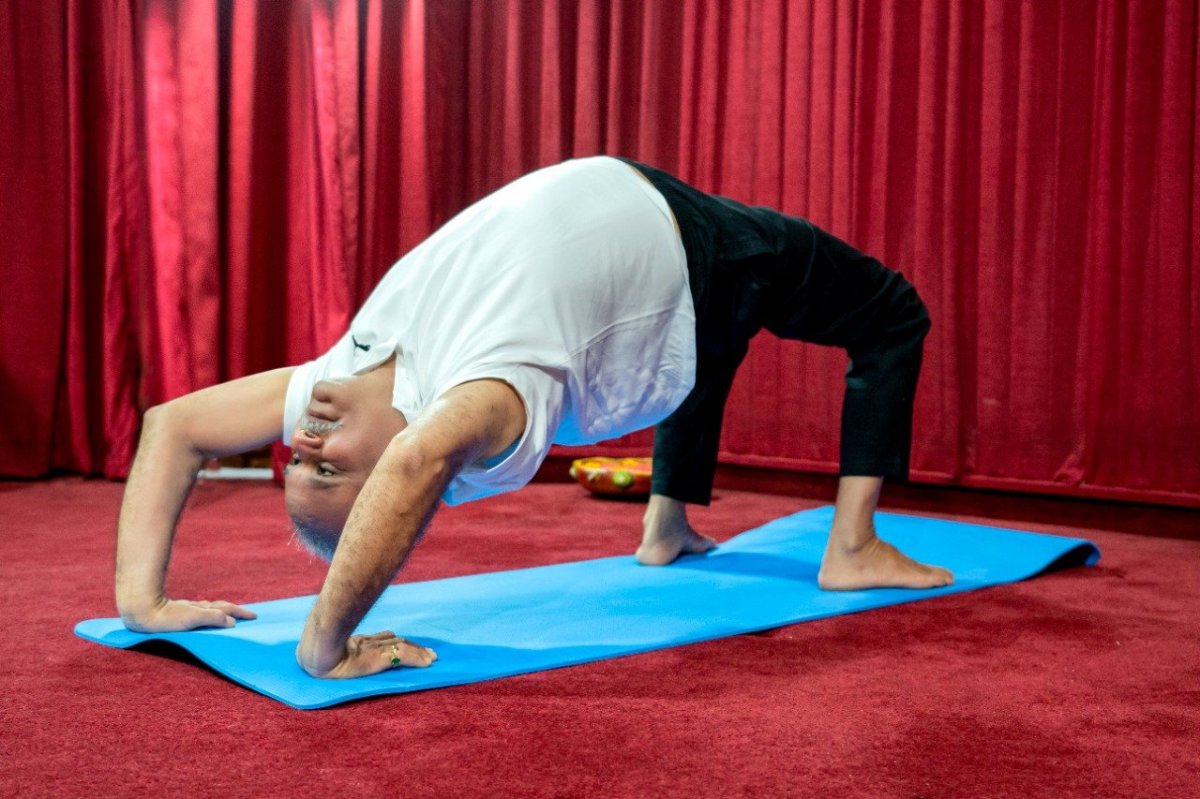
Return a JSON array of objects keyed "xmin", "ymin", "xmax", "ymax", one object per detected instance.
[{"xmin": 765, "ymin": 221, "xmax": 910, "ymax": 349}]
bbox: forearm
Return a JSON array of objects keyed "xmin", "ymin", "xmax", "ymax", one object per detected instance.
[
  {"xmin": 110, "ymin": 368, "xmax": 290, "ymax": 628},
  {"xmin": 296, "ymin": 438, "xmax": 453, "ymax": 676},
  {"xmin": 114, "ymin": 405, "xmax": 205, "ymax": 619},
  {"xmin": 293, "ymin": 379, "xmax": 525, "ymax": 678}
]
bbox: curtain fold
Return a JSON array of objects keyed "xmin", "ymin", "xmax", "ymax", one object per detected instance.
[
  {"xmin": 1, "ymin": 0, "xmax": 69, "ymax": 476},
  {"xmin": 3, "ymin": 0, "xmax": 1198, "ymax": 506}
]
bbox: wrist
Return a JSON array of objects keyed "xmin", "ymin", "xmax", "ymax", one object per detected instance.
[
  {"xmin": 296, "ymin": 621, "xmax": 346, "ymax": 677},
  {"xmin": 116, "ymin": 591, "xmax": 166, "ymax": 622},
  {"xmin": 295, "ymin": 639, "xmax": 341, "ymax": 678}
]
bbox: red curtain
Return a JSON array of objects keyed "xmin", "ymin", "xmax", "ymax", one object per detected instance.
[{"xmin": 2, "ymin": 0, "xmax": 1198, "ymax": 507}]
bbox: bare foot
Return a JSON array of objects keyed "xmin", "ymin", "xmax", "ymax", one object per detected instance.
[
  {"xmin": 818, "ymin": 534, "xmax": 954, "ymax": 590},
  {"xmin": 636, "ymin": 525, "xmax": 716, "ymax": 565},
  {"xmin": 636, "ymin": 497, "xmax": 716, "ymax": 566}
]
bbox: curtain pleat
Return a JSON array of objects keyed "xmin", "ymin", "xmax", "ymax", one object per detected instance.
[
  {"xmin": 3, "ymin": 0, "xmax": 1198, "ymax": 506},
  {"xmin": 226, "ymin": 0, "xmax": 286, "ymax": 378},
  {"xmin": 51, "ymin": 0, "xmax": 144, "ymax": 476}
]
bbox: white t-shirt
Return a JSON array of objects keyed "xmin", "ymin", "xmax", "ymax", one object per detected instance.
[{"xmin": 283, "ymin": 156, "xmax": 695, "ymax": 504}]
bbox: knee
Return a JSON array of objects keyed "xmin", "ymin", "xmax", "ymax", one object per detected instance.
[
  {"xmin": 843, "ymin": 274, "xmax": 930, "ymax": 369},
  {"xmin": 893, "ymin": 276, "xmax": 931, "ymax": 343}
]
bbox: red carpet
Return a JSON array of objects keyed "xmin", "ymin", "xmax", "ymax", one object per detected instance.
[{"xmin": 2, "ymin": 478, "xmax": 1197, "ymax": 798}]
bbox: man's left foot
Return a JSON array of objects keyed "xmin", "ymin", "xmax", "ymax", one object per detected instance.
[
  {"xmin": 817, "ymin": 534, "xmax": 953, "ymax": 590},
  {"xmin": 636, "ymin": 519, "xmax": 716, "ymax": 566}
]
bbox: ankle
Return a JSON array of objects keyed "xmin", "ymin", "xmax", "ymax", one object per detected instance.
[
  {"xmin": 827, "ymin": 525, "xmax": 879, "ymax": 556},
  {"xmin": 643, "ymin": 494, "xmax": 687, "ymax": 529}
]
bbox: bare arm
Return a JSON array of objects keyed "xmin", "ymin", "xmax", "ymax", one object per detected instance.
[
  {"xmin": 115, "ymin": 367, "xmax": 294, "ymax": 630},
  {"xmin": 295, "ymin": 378, "xmax": 526, "ymax": 678}
]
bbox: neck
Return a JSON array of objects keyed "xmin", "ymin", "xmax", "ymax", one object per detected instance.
[{"xmin": 364, "ymin": 355, "xmax": 397, "ymax": 399}]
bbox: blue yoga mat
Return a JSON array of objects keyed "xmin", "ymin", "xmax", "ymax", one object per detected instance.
[{"xmin": 76, "ymin": 507, "xmax": 1099, "ymax": 709}]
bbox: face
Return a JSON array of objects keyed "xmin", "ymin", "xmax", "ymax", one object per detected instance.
[{"xmin": 284, "ymin": 370, "xmax": 407, "ymax": 549}]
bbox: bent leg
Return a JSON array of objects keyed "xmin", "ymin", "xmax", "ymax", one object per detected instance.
[
  {"xmin": 767, "ymin": 223, "xmax": 952, "ymax": 589},
  {"xmin": 637, "ymin": 344, "xmax": 747, "ymax": 565}
]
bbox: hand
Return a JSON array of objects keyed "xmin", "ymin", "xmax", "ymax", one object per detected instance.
[
  {"xmin": 298, "ymin": 631, "xmax": 437, "ymax": 679},
  {"xmin": 120, "ymin": 597, "xmax": 257, "ymax": 633}
]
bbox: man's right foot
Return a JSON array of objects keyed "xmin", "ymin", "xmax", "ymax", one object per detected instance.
[{"xmin": 817, "ymin": 534, "xmax": 953, "ymax": 590}]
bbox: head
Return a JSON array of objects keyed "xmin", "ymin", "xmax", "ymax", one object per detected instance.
[{"xmin": 284, "ymin": 370, "xmax": 407, "ymax": 561}]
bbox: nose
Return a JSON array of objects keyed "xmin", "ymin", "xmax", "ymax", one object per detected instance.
[{"xmin": 292, "ymin": 429, "xmax": 323, "ymax": 457}]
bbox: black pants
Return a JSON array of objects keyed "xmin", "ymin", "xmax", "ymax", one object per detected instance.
[{"xmin": 622, "ymin": 160, "xmax": 931, "ymax": 506}]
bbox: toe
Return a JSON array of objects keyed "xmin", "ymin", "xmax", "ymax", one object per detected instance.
[{"xmin": 683, "ymin": 530, "xmax": 717, "ymax": 555}]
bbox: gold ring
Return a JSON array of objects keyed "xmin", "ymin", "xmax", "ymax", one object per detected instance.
[{"xmin": 389, "ymin": 643, "xmax": 402, "ymax": 668}]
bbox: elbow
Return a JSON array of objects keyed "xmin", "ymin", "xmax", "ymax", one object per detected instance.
[
  {"xmin": 138, "ymin": 400, "xmax": 204, "ymax": 460},
  {"xmin": 142, "ymin": 400, "xmax": 185, "ymax": 435},
  {"xmin": 142, "ymin": 402, "xmax": 167, "ymax": 430},
  {"xmin": 379, "ymin": 432, "xmax": 455, "ymax": 492},
  {"xmin": 138, "ymin": 403, "xmax": 174, "ymax": 445}
]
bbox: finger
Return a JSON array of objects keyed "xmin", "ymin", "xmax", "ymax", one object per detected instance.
[
  {"xmin": 208, "ymin": 601, "xmax": 257, "ymax": 620},
  {"xmin": 189, "ymin": 601, "xmax": 246, "ymax": 625},
  {"xmin": 363, "ymin": 630, "xmax": 396, "ymax": 641},
  {"xmin": 391, "ymin": 640, "xmax": 437, "ymax": 668},
  {"xmin": 331, "ymin": 639, "xmax": 437, "ymax": 678},
  {"xmin": 193, "ymin": 607, "xmax": 237, "ymax": 629}
]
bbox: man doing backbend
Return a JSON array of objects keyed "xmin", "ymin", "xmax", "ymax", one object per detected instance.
[{"xmin": 114, "ymin": 156, "xmax": 951, "ymax": 680}]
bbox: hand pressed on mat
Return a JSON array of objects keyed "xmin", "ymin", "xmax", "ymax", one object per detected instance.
[
  {"xmin": 296, "ymin": 631, "xmax": 437, "ymax": 679},
  {"xmin": 121, "ymin": 597, "xmax": 257, "ymax": 633}
]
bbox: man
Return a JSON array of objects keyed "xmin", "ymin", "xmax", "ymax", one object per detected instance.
[{"xmin": 114, "ymin": 156, "xmax": 951, "ymax": 681}]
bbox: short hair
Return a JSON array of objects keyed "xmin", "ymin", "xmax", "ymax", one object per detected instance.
[{"xmin": 290, "ymin": 513, "xmax": 340, "ymax": 562}]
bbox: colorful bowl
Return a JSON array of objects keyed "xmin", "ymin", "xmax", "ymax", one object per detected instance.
[{"xmin": 569, "ymin": 457, "xmax": 653, "ymax": 496}]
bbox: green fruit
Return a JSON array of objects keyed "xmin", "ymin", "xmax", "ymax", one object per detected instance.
[{"xmin": 612, "ymin": 470, "xmax": 634, "ymax": 489}]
